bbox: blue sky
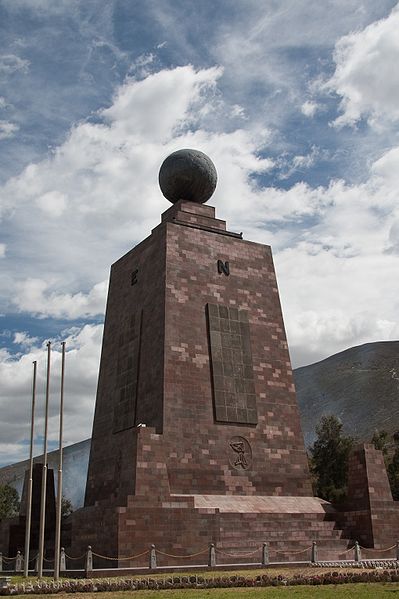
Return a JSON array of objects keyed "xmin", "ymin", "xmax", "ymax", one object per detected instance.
[{"xmin": 1, "ymin": 0, "xmax": 399, "ymax": 466}]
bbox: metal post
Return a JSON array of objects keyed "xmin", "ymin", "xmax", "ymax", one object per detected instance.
[
  {"xmin": 15, "ymin": 551, "xmax": 23, "ymax": 572},
  {"xmin": 54, "ymin": 342, "xmax": 66, "ymax": 581},
  {"xmin": 60, "ymin": 548, "xmax": 66, "ymax": 572},
  {"xmin": 34, "ymin": 554, "xmax": 39, "ymax": 574},
  {"xmin": 23, "ymin": 361, "xmax": 37, "ymax": 577},
  {"xmin": 149, "ymin": 545, "xmax": 157, "ymax": 569},
  {"xmin": 354, "ymin": 541, "xmax": 361, "ymax": 562},
  {"xmin": 85, "ymin": 546, "xmax": 93, "ymax": 576},
  {"xmin": 38, "ymin": 342, "xmax": 51, "ymax": 578},
  {"xmin": 311, "ymin": 541, "xmax": 318, "ymax": 563},
  {"xmin": 262, "ymin": 542, "xmax": 269, "ymax": 566},
  {"xmin": 208, "ymin": 543, "xmax": 216, "ymax": 567}
]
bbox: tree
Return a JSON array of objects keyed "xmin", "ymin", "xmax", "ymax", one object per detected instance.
[
  {"xmin": 61, "ymin": 496, "xmax": 73, "ymax": 519},
  {"xmin": 371, "ymin": 429, "xmax": 399, "ymax": 500},
  {"xmin": 387, "ymin": 446, "xmax": 399, "ymax": 500},
  {"xmin": 0, "ymin": 484, "xmax": 20, "ymax": 520},
  {"xmin": 371, "ymin": 429, "xmax": 389, "ymax": 456},
  {"xmin": 309, "ymin": 415, "xmax": 354, "ymax": 503}
]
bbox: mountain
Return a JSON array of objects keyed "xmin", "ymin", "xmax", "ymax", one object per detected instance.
[
  {"xmin": 294, "ymin": 340, "xmax": 399, "ymax": 447},
  {"xmin": 1, "ymin": 340, "xmax": 399, "ymax": 507}
]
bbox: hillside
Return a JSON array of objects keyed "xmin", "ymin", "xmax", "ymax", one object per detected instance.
[{"xmin": 295, "ymin": 340, "xmax": 399, "ymax": 447}]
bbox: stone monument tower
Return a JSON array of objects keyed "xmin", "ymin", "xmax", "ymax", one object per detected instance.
[{"xmin": 71, "ymin": 150, "xmax": 354, "ymax": 564}]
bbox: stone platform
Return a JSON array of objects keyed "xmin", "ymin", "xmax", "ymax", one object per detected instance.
[{"xmin": 70, "ymin": 426, "xmax": 352, "ymax": 567}]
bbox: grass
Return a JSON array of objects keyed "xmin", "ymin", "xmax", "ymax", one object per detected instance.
[{"xmin": 6, "ymin": 584, "xmax": 399, "ymax": 598}]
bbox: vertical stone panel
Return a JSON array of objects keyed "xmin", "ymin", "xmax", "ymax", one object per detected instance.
[
  {"xmin": 207, "ymin": 303, "xmax": 257, "ymax": 424},
  {"xmin": 113, "ymin": 310, "xmax": 142, "ymax": 433}
]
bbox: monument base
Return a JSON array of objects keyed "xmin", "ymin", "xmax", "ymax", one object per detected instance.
[
  {"xmin": 70, "ymin": 427, "xmax": 353, "ymax": 567},
  {"xmin": 71, "ymin": 496, "xmax": 353, "ymax": 567},
  {"xmin": 70, "ymin": 431, "xmax": 399, "ymax": 568}
]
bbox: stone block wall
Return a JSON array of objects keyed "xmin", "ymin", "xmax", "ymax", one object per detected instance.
[
  {"xmin": 84, "ymin": 200, "xmax": 312, "ymax": 511},
  {"xmin": 337, "ymin": 444, "xmax": 399, "ymax": 548}
]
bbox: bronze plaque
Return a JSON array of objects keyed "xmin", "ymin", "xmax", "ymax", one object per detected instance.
[
  {"xmin": 206, "ymin": 303, "xmax": 257, "ymax": 424},
  {"xmin": 229, "ymin": 436, "xmax": 252, "ymax": 470}
]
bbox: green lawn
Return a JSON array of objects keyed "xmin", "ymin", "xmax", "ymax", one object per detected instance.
[{"xmin": 8, "ymin": 584, "xmax": 399, "ymax": 598}]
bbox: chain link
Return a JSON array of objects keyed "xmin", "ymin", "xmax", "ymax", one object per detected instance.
[
  {"xmin": 64, "ymin": 553, "xmax": 87, "ymax": 561},
  {"xmin": 341, "ymin": 546, "xmax": 356, "ymax": 553},
  {"xmin": 215, "ymin": 547, "xmax": 262, "ymax": 558},
  {"xmin": 156, "ymin": 548, "xmax": 208, "ymax": 559},
  {"xmin": 360, "ymin": 544, "xmax": 397, "ymax": 552},
  {"xmin": 91, "ymin": 550, "xmax": 150, "ymax": 561},
  {"xmin": 275, "ymin": 546, "xmax": 312, "ymax": 555},
  {"xmin": 1, "ymin": 556, "xmax": 17, "ymax": 562}
]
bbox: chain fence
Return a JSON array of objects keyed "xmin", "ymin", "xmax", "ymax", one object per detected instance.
[{"xmin": 1, "ymin": 540, "xmax": 398, "ymax": 575}]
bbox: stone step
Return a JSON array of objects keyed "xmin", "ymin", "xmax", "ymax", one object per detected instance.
[
  {"xmin": 218, "ymin": 537, "xmax": 350, "ymax": 549},
  {"xmin": 220, "ymin": 523, "xmax": 345, "ymax": 536},
  {"xmin": 213, "ymin": 538, "xmax": 353, "ymax": 564}
]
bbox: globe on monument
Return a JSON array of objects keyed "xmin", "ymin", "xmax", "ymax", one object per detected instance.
[{"xmin": 159, "ymin": 148, "xmax": 217, "ymax": 204}]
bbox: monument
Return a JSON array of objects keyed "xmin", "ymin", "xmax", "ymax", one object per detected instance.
[
  {"xmin": 69, "ymin": 149, "xmax": 399, "ymax": 566},
  {"xmin": 0, "ymin": 464, "xmax": 56, "ymax": 560}
]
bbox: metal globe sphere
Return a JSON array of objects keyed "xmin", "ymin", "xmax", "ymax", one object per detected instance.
[{"xmin": 158, "ymin": 149, "xmax": 217, "ymax": 204}]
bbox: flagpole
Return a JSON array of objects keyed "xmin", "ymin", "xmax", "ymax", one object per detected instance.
[
  {"xmin": 23, "ymin": 361, "xmax": 37, "ymax": 577},
  {"xmin": 38, "ymin": 342, "xmax": 51, "ymax": 578},
  {"xmin": 54, "ymin": 342, "xmax": 65, "ymax": 581}
]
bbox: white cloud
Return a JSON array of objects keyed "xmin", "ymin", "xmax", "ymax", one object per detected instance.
[
  {"xmin": 0, "ymin": 243, "xmax": 5, "ymax": 257},
  {"xmin": 0, "ymin": 65, "xmax": 274, "ymax": 319},
  {"xmin": 209, "ymin": 0, "xmax": 396, "ymax": 132},
  {"xmin": 230, "ymin": 104, "xmax": 246, "ymax": 119},
  {"xmin": 0, "ymin": 54, "xmax": 29, "ymax": 75},
  {"xmin": 13, "ymin": 279, "xmax": 108, "ymax": 319},
  {"xmin": 13, "ymin": 331, "xmax": 39, "ymax": 347},
  {"xmin": 102, "ymin": 66, "xmax": 223, "ymax": 139},
  {"xmin": 36, "ymin": 190, "xmax": 67, "ymax": 217},
  {"xmin": 273, "ymin": 144, "xmax": 399, "ymax": 365},
  {"xmin": 0, "ymin": 120, "xmax": 19, "ymax": 140},
  {"xmin": 1, "ymin": 0, "xmax": 78, "ymax": 16},
  {"xmin": 371, "ymin": 146, "xmax": 399, "ymax": 190},
  {"xmin": 301, "ymin": 101, "xmax": 319, "ymax": 117},
  {"xmin": 325, "ymin": 4, "xmax": 399, "ymax": 127},
  {"xmin": 0, "ymin": 324, "xmax": 102, "ymax": 465},
  {"xmin": 278, "ymin": 146, "xmax": 321, "ymax": 180}
]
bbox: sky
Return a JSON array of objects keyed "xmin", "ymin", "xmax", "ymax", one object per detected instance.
[{"xmin": 1, "ymin": 0, "xmax": 399, "ymax": 467}]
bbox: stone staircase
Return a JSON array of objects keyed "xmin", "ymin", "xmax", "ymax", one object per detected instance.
[{"xmin": 190, "ymin": 495, "xmax": 353, "ymax": 563}]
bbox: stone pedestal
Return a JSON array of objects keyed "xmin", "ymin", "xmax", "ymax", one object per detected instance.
[{"xmin": 337, "ymin": 444, "xmax": 399, "ymax": 548}]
